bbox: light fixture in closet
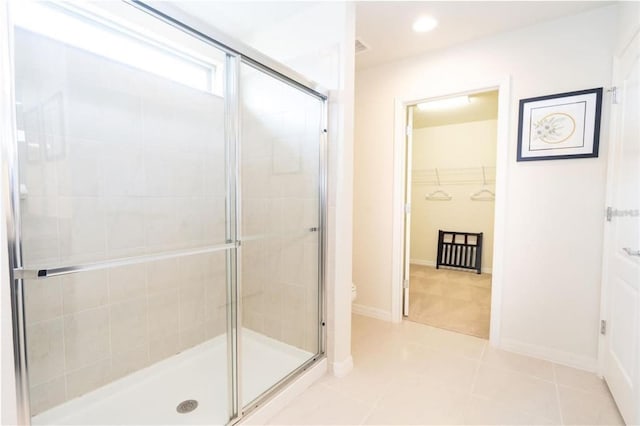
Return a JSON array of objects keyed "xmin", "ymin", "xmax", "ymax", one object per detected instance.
[{"xmin": 417, "ymin": 95, "xmax": 470, "ymax": 111}]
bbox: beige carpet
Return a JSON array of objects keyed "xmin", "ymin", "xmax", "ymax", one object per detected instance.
[{"xmin": 408, "ymin": 264, "xmax": 492, "ymax": 339}]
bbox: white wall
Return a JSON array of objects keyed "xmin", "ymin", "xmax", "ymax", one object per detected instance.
[
  {"xmin": 615, "ymin": 1, "xmax": 640, "ymax": 55},
  {"xmin": 354, "ymin": 5, "xmax": 617, "ymax": 370},
  {"xmin": 410, "ymin": 120, "xmax": 497, "ymax": 271}
]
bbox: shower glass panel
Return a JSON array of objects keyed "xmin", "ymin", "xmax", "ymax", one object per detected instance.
[
  {"xmin": 239, "ymin": 62, "xmax": 323, "ymax": 407},
  {"xmin": 14, "ymin": 2, "xmax": 234, "ymax": 424},
  {"xmin": 8, "ymin": 1, "xmax": 326, "ymax": 425},
  {"xmin": 14, "ymin": 2, "xmax": 229, "ymax": 269},
  {"xmin": 22, "ymin": 252, "xmax": 230, "ymax": 425}
]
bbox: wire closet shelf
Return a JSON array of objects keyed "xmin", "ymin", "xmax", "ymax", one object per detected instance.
[{"xmin": 412, "ymin": 166, "xmax": 496, "ymax": 186}]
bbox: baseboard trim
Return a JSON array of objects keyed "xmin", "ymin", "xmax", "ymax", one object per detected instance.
[
  {"xmin": 410, "ymin": 258, "xmax": 436, "ymax": 267},
  {"xmin": 240, "ymin": 358, "xmax": 328, "ymax": 425},
  {"xmin": 500, "ymin": 338, "xmax": 598, "ymax": 373},
  {"xmin": 351, "ymin": 303, "xmax": 392, "ymax": 322},
  {"xmin": 410, "ymin": 258, "xmax": 493, "ymax": 274},
  {"xmin": 331, "ymin": 355, "xmax": 354, "ymax": 378}
]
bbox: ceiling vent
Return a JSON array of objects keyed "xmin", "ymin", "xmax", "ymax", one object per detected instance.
[{"xmin": 355, "ymin": 38, "xmax": 370, "ymax": 55}]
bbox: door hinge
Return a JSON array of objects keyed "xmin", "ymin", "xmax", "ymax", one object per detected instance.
[
  {"xmin": 406, "ymin": 125, "xmax": 412, "ymax": 137},
  {"xmin": 607, "ymin": 87, "xmax": 618, "ymax": 104},
  {"xmin": 606, "ymin": 206, "xmax": 612, "ymax": 222},
  {"xmin": 600, "ymin": 319, "xmax": 606, "ymax": 335},
  {"xmin": 404, "ymin": 203, "xmax": 411, "ymax": 214},
  {"xmin": 403, "ymin": 279, "xmax": 409, "ymax": 289}
]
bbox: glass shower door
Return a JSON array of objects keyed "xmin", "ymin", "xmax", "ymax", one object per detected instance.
[
  {"xmin": 12, "ymin": 2, "xmax": 236, "ymax": 424},
  {"xmin": 8, "ymin": 2, "xmax": 327, "ymax": 424},
  {"xmin": 239, "ymin": 62, "xmax": 324, "ymax": 408}
]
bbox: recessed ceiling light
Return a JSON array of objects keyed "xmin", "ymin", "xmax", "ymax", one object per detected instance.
[
  {"xmin": 412, "ymin": 16, "xmax": 438, "ymax": 33},
  {"xmin": 417, "ymin": 95, "xmax": 470, "ymax": 111}
]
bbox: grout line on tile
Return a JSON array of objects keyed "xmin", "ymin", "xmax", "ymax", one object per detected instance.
[
  {"xmin": 326, "ymin": 367, "xmax": 394, "ymax": 425},
  {"xmin": 61, "ymin": 356, "xmax": 112, "ymax": 378},
  {"xmin": 484, "ymin": 360, "xmax": 558, "ymax": 387},
  {"xmin": 61, "ymin": 305, "xmax": 69, "ymax": 400},
  {"xmin": 471, "ymin": 349, "xmax": 562, "ymax": 423},
  {"xmin": 553, "ymin": 362, "xmax": 566, "ymax": 425},
  {"xmin": 107, "ymin": 276, "xmax": 114, "ymax": 376},
  {"xmin": 144, "ymin": 264, "xmax": 151, "ymax": 364},
  {"xmin": 476, "ymin": 348, "xmax": 558, "ymax": 385},
  {"xmin": 319, "ymin": 374, "xmax": 386, "ymax": 409},
  {"xmin": 359, "ymin": 398, "xmax": 379, "ymax": 426},
  {"xmin": 468, "ymin": 340, "xmax": 487, "ymax": 399}
]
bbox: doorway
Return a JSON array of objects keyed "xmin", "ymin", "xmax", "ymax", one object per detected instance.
[
  {"xmin": 391, "ymin": 80, "xmax": 510, "ymax": 345},
  {"xmin": 404, "ymin": 91, "xmax": 498, "ymax": 339}
]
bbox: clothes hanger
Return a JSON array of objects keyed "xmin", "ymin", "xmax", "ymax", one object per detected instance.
[
  {"xmin": 426, "ymin": 189, "xmax": 453, "ymax": 201},
  {"xmin": 470, "ymin": 166, "xmax": 495, "ymax": 201},
  {"xmin": 470, "ymin": 188, "xmax": 495, "ymax": 201},
  {"xmin": 425, "ymin": 169, "xmax": 452, "ymax": 200}
]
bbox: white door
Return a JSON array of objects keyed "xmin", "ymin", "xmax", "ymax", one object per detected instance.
[
  {"xmin": 601, "ymin": 30, "xmax": 640, "ymax": 425},
  {"xmin": 402, "ymin": 106, "xmax": 414, "ymax": 316}
]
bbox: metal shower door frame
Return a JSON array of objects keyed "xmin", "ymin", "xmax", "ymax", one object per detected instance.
[{"xmin": 1, "ymin": 1, "xmax": 329, "ymax": 425}]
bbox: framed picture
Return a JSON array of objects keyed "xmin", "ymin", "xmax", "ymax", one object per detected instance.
[{"xmin": 517, "ymin": 87, "xmax": 602, "ymax": 161}]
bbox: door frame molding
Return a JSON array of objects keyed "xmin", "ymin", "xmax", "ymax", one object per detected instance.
[
  {"xmin": 390, "ymin": 77, "xmax": 511, "ymax": 347},
  {"xmin": 597, "ymin": 54, "xmax": 620, "ymax": 378}
]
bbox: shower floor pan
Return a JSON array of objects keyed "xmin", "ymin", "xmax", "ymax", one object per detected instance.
[{"xmin": 33, "ymin": 329, "xmax": 313, "ymax": 425}]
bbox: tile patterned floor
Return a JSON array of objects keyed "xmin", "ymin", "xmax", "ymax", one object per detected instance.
[
  {"xmin": 265, "ymin": 315, "xmax": 624, "ymax": 425},
  {"xmin": 408, "ymin": 265, "xmax": 492, "ymax": 339}
]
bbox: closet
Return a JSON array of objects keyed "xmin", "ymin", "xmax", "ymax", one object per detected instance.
[{"xmin": 406, "ymin": 90, "xmax": 498, "ymax": 339}]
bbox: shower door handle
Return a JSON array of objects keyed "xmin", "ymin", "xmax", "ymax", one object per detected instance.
[{"xmin": 14, "ymin": 242, "xmax": 237, "ymax": 279}]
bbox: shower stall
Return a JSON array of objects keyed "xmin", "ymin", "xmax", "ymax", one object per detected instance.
[{"xmin": 3, "ymin": 1, "xmax": 326, "ymax": 425}]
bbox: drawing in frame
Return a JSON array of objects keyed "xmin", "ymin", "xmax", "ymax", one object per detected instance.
[{"xmin": 517, "ymin": 87, "xmax": 602, "ymax": 161}]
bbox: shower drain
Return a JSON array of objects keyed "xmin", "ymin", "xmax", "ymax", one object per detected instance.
[{"xmin": 176, "ymin": 399, "xmax": 198, "ymax": 414}]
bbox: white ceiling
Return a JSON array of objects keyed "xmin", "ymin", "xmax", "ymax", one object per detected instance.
[
  {"xmin": 356, "ymin": 1, "xmax": 613, "ymax": 70},
  {"xmin": 165, "ymin": 1, "xmax": 316, "ymax": 45},
  {"xmin": 164, "ymin": 1, "xmax": 614, "ymax": 72}
]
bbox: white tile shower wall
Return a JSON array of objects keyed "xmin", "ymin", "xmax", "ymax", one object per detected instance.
[
  {"xmin": 16, "ymin": 30, "xmax": 229, "ymax": 414},
  {"xmin": 240, "ymin": 67, "xmax": 321, "ymax": 354}
]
